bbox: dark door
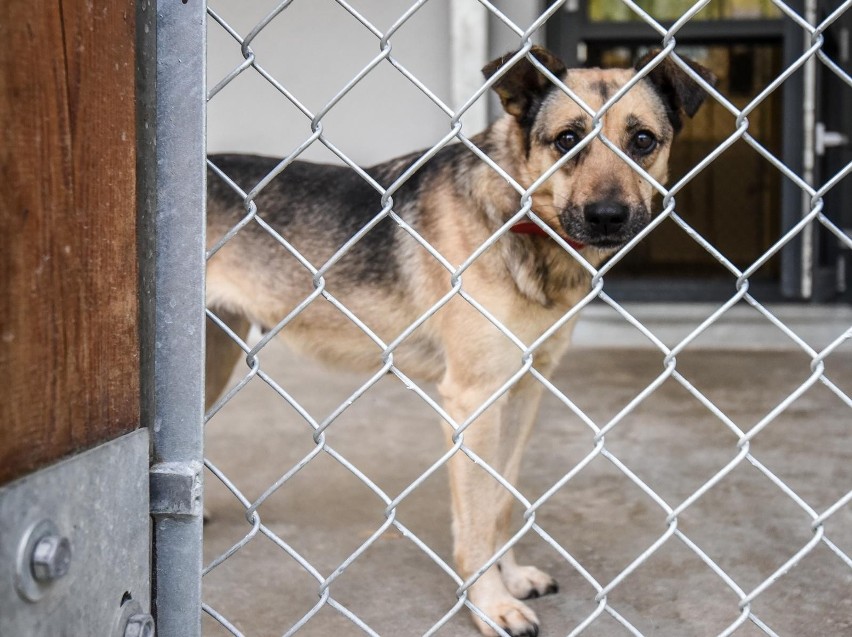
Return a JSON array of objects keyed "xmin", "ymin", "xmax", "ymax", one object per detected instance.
[
  {"xmin": 548, "ymin": 1, "xmax": 812, "ymax": 301},
  {"xmin": 813, "ymin": 1, "xmax": 852, "ymax": 301}
]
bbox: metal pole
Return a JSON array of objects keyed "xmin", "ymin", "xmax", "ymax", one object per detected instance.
[
  {"xmin": 138, "ymin": 0, "xmax": 206, "ymax": 635},
  {"xmin": 801, "ymin": 0, "xmax": 818, "ymax": 300}
]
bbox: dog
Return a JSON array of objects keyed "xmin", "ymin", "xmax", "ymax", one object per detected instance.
[{"xmin": 205, "ymin": 46, "xmax": 715, "ymax": 637}]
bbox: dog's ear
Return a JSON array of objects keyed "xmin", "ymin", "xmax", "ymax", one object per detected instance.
[
  {"xmin": 635, "ymin": 50, "xmax": 717, "ymax": 132},
  {"xmin": 482, "ymin": 46, "xmax": 566, "ymax": 120}
]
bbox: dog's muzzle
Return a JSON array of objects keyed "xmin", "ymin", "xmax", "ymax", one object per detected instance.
[{"xmin": 561, "ymin": 199, "xmax": 646, "ymax": 250}]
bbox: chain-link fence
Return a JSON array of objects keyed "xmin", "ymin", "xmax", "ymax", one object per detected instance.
[{"xmin": 199, "ymin": 1, "xmax": 851, "ymax": 635}]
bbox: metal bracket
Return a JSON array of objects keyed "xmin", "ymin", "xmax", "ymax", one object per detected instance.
[
  {"xmin": 0, "ymin": 429, "xmax": 151, "ymax": 635},
  {"xmin": 149, "ymin": 461, "xmax": 203, "ymax": 517}
]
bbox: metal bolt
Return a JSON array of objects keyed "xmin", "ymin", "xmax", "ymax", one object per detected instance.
[
  {"xmin": 30, "ymin": 535, "xmax": 72, "ymax": 582},
  {"xmin": 124, "ymin": 613, "xmax": 155, "ymax": 637}
]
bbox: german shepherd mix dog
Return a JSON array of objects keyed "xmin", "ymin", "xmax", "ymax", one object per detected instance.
[{"xmin": 206, "ymin": 47, "xmax": 715, "ymax": 636}]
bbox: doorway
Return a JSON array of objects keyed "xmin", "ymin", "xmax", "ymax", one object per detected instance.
[{"xmin": 546, "ymin": 0, "xmax": 851, "ymax": 302}]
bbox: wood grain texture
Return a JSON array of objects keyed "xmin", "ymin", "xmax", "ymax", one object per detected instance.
[{"xmin": 0, "ymin": 0, "xmax": 139, "ymax": 485}]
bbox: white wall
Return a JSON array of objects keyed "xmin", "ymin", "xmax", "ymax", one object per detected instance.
[
  {"xmin": 207, "ymin": 0, "xmax": 546, "ymax": 167},
  {"xmin": 207, "ymin": 0, "xmax": 453, "ymax": 166}
]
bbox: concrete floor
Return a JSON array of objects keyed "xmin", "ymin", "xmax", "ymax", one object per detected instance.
[{"xmin": 202, "ymin": 305, "xmax": 852, "ymax": 637}]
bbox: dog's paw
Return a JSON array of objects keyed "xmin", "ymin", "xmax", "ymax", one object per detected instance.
[
  {"xmin": 502, "ymin": 565, "xmax": 558, "ymax": 600},
  {"xmin": 472, "ymin": 597, "xmax": 540, "ymax": 637}
]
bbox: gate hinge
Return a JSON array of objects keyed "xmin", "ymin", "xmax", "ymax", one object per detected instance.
[{"xmin": 149, "ymin": 461, "xmax": 203, "ymax": 517}]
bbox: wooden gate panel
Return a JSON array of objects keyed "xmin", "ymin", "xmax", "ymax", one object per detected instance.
[{"xmin": 0, "ymin": 0, "xmax": 138, "ymax": 486}]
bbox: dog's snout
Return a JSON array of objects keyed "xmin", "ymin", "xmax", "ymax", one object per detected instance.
[{"xmin": 583, "ymin": 201, "xmax": 630, "ymax": 236}]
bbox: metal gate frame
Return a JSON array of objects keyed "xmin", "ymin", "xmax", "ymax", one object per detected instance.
[{"xmin": 140, "ymin": 2, "xmax": 207, "ymax": 637}]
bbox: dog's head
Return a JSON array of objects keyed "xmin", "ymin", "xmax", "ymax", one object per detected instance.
[{"xmin": 483, "ymin": 47, "xmax": 716, "ymax": 251}]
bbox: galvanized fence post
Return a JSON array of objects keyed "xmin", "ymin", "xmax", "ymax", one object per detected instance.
[{"xmin": 139, "ymin": 1, "xmax": 207, "ymax": 636}]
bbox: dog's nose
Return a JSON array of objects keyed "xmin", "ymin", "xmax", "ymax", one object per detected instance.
[{"xmin": 583, "ymin": 201, "xmax": 629, "ymax": 236}]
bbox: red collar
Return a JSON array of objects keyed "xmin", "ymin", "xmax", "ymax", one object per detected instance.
[{"xmin": 510, "ymin": 222, "xmax": 585, "ymax": 250}]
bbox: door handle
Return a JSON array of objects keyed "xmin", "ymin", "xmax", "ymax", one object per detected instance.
[{"xmin": 816, "ymin": 122, "xmax": 850, "ymax": 155}]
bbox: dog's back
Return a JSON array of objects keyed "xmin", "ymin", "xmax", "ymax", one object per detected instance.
[{"xmin": 206, "ymin": 152, "xmax": 456, "ymax": 377}]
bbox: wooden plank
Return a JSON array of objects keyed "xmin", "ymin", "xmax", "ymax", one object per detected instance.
[{"xmin": 0, "ymin": 0, "xmax": 139, "ymax": 485}]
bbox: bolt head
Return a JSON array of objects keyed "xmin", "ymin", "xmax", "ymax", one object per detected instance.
[
  {"xmin": 31, "ymin": 535, "xmax": 72, "ymax": 582},
  {"xmin": 124, "ymin": 613, "xmax": 155, "ymax": 637}
]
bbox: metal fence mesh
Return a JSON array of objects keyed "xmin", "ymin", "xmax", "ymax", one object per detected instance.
[{"xmin": 202, "ymin": 1, "xmax": 852, "ymax": 635}]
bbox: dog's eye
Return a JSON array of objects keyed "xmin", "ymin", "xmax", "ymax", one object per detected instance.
[
  {"xmin": 554, "ymin": 130, "xmax": 581, "ymax": 154},
  {"xmin": 631, "ymin": 131, "xmax": 658, "ymax": 155}
]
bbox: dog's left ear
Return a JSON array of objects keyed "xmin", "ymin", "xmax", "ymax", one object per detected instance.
[
  {"xmin": 635, "ymin": 50, "xmax": 717, "ymax": 132},
  {"xmin": 482, "ymin": 46, "xmax": 567, "ymax": 120}
]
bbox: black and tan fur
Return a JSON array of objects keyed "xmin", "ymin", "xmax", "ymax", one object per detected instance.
[{"xmin": 206, "ymin": 47, "xmax": 715, "ymax": 637}]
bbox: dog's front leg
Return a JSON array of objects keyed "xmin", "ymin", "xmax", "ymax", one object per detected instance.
[
  {"xmin": 492, "ymin": 375, "xmax": 559, "ymax": 602},
  {"xmin": 441, "ymin": 382, "xmax": 542, "ymax": 637}
]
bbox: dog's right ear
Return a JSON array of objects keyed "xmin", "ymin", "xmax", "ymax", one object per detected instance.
[{"xmin": 482, "ymin": 46, "xmax": 567, "ymax": 121}]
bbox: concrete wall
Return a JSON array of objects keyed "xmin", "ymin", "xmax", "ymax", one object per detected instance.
[{"xmin": 207, "ymin": 0, "xmax": 545, "ymax": 166}]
